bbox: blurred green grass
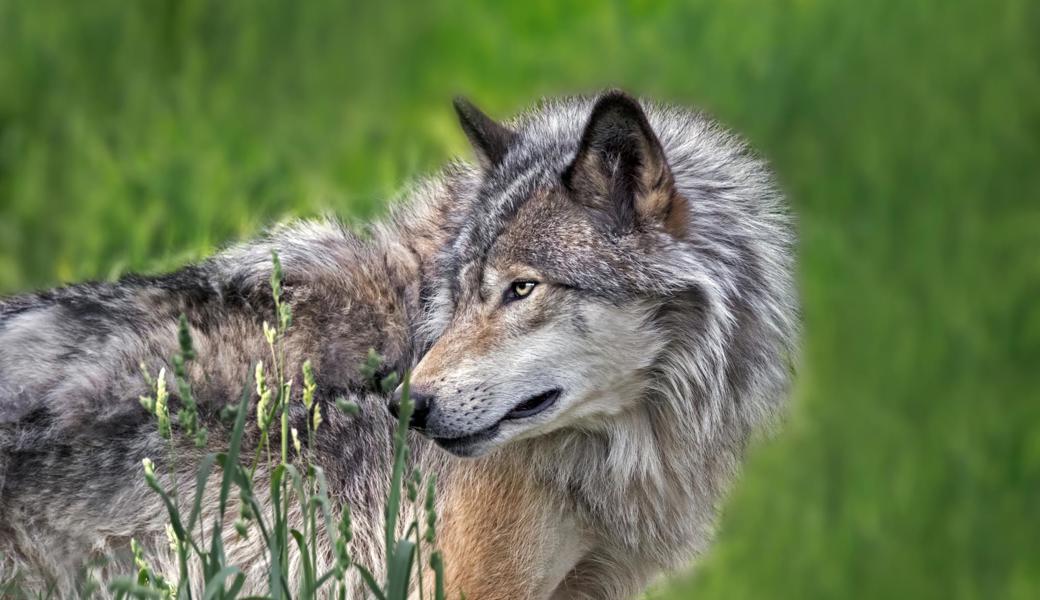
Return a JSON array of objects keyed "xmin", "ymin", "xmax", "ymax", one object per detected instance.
[{"xmin": 1, "ymin": 0, "xmax": 1037, "ymax": 598}]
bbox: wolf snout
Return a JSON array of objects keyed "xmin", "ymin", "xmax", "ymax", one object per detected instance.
[{"xmin": 388, "ymin": 386, "xmax": 433, "ymax": 430}]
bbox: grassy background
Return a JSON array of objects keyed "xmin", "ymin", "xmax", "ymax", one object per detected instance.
[{"xmin": 1, "ymin": 0, "xmax": 1038, "ymax": 597}]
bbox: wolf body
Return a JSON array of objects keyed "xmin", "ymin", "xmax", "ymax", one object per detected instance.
[{"xmin": 0, "ymin": 92, "xmax": 797, "ymax": 598}]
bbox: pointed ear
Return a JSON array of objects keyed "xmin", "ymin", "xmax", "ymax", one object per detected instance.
[
  {"xmin": 453, "ymin": 96, "xmax": 517, "ymax": 168},
  {"xmin": 563, "ymin": 91, "xmax": 684, "ymax": 235}
]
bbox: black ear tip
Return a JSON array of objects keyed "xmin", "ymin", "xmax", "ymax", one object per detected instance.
[
  {"xmin": 452, "ymin": 95, "xmax": 496, "ymax": 130},
  {"xmin": 452, "ymin": 96, "xmax": 473, "ymax": 119},
  {"xmin": 591, "ymin": 89, "xmax": 645, "ymax": 119},
  {"xmin": 451, "ymin": 95, "xmax": 517, "ymax": 167},
  {"xmin": 601, "ymin": 88, "xmax": 636, "ymax": 101}
]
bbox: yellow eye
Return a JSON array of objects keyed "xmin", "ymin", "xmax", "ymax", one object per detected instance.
[{"xmin": 507, "ymin": 280, "xmax": 538, "ymax": 301}]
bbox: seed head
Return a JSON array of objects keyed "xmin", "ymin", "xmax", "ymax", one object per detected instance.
[
  {"xmin": 177, "ymin": 314, "xmax": 195, "ymax": 361},
  {"xmin": 302, "ymin": 360, "xmax": 316, "ymax": 410},
  {"xmin": 335, "ymin": 396, "xmax": 360, "ymax": 416},
  {"xmin": 291, "ymin": 426, "xmax": 302, "ymax": 455}
]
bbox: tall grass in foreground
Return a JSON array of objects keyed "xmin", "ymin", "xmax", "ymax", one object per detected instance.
[{"xmin": 113, "ymin": 251, "xmax": 445, "ymax": 600}]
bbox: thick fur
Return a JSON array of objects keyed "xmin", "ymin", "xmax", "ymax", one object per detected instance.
[
  {"xmin": 0, "ymin": 183, "xmax": 464, "ymax": 595},
  {"xmin": 0, "ymin": 92, "xmax": 797, "ymax": 599}
]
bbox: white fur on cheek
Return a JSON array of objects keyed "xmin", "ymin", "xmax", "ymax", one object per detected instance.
[
  {"xmin": 426, "ymin": 299, "xmax": 667, "ymax": 445},
  {"xmin": 528, "ymin": 300, "xmax": 665, "ymax": 433}
]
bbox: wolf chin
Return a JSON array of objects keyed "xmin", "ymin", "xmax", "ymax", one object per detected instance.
[{"xmin": 0, "ymin": 91, "xmax": 797, "ymax": 599}]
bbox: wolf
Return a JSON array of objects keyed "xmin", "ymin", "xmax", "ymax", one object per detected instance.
[{"xmin": 0, "ymin": 91, "xmax": 797, "ymax": 598}]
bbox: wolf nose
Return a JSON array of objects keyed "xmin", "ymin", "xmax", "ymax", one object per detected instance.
[{"xmin": 389, "ymin": 387, "xmax": 433, "ymax": 430}]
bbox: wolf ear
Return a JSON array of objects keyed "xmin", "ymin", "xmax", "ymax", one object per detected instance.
[
  {"xmin": 563, "ymin": 91, "xmax": 683, "ymax": 236},
  {"xmin": 453, "ymin": 97, "xmax": 517, "ymax": 168}
]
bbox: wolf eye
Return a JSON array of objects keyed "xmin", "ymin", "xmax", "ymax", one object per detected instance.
[{"xmin": 505, "ymin": 280, "xmax": 538, "ymax": 302}]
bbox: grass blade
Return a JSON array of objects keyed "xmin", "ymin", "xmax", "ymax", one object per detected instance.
[
  {"xmin": 187, "ymin": 453, "xmax": 217, "ymax": 533},
  {"xmin": 202, "ymin": 567, "xmax": 243, "ymax": 600},
  {"xmin": 108, "ymin": 577, "xmax": 165, "ymax": 599},
  {"xmin": 386, "ymin": 539, "xmax": 415, "ymax": 600},
  {"xmin": 384, "ymin": 375, "xmax": 412, "ymax": 569},
  {"xmin": 355, "ymin": 564, "xmax": 387, "ymax": 600},
  {"xmin": 290, "ymin": 529, "xmax": 315, "ymax": 597},
  {"xmin": 220, "ymin": 383, "xmax": 252, "ymax": 512}
]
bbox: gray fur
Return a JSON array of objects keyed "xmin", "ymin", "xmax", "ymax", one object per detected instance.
[
  {"xmin": 0, "ymin": 92, "xmax": 797, "ymax": 598},
  {"xmin": 405, "ymin": 92, "xmax": 797, "ymax": 597}
]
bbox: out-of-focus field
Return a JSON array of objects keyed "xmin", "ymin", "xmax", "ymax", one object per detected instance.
[{"xmin": 1, "ymin": 1, "xmax": 1038, "ymax": 597}]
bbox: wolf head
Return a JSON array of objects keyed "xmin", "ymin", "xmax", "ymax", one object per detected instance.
[{"xmin": 393, "ymin": 91, "xmax": 796, "ymax": 458}]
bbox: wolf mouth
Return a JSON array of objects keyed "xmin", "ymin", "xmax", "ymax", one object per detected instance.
[
  {"xmin": 433, "ymin": 424, "xmax": 500, "ymax": 456},
  {"xmin": 432, "ymin": 389, "xmax": 562, "ymax": 455},
  {"xmin": 505, "ymin": 388, "xmax": 562, "ymax": 420}
]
